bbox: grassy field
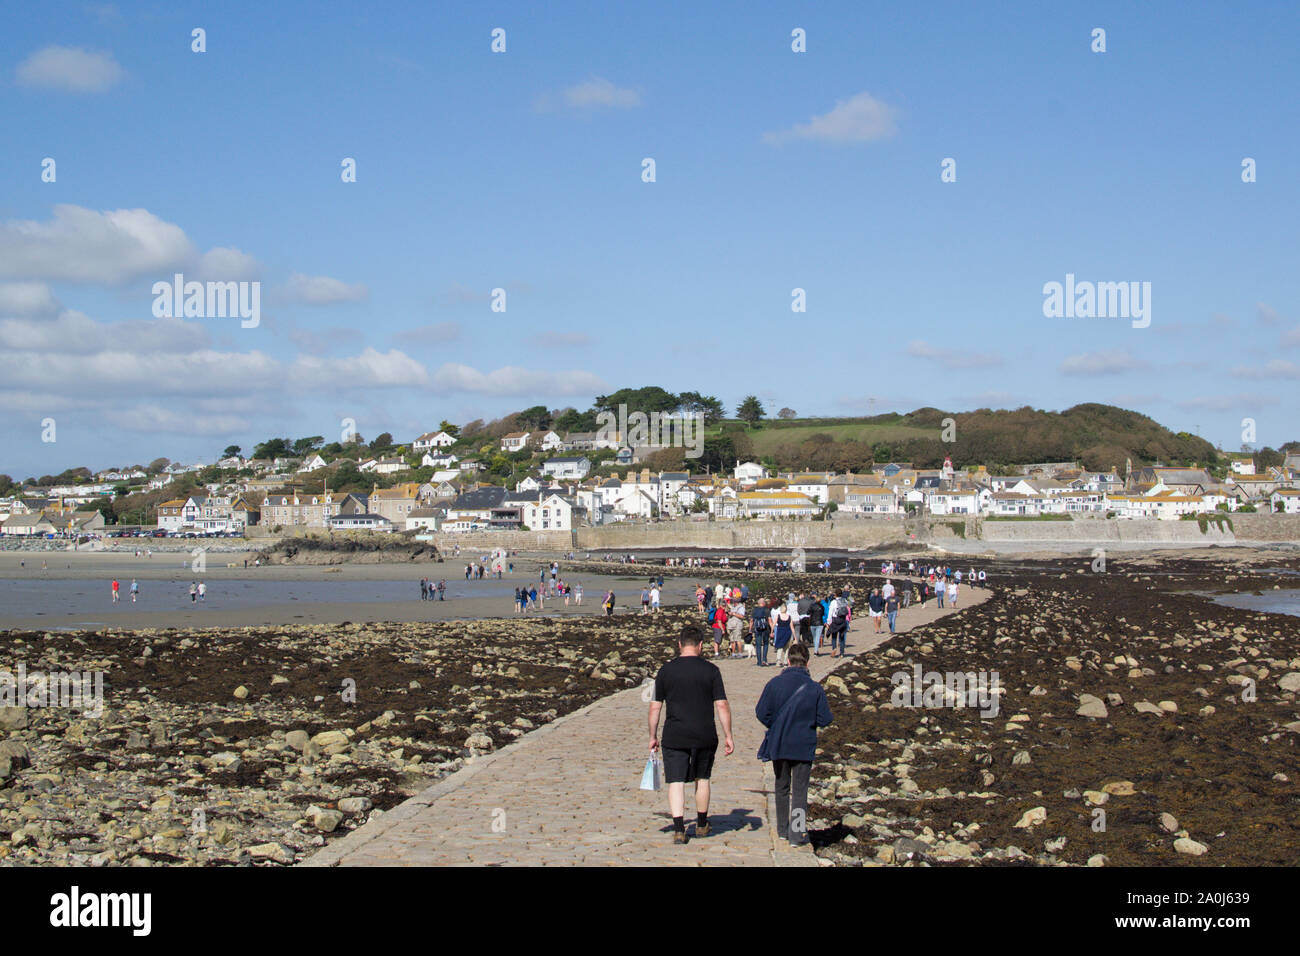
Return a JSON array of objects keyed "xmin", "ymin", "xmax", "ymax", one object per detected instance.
[{"xmin": 707, "ymin": 418, "xmax": 936, "ymax": 457}]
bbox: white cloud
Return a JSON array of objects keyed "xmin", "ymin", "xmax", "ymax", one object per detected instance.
[
  {"xmin": 1177, "ymin": 393, "xmax": 1280, "ymax": 411},
  {"xmin": 0, "ymin": 282, "xmax": 60, "ymax": 316},
  {"xmin": 0, "ymin": 205, "xmax": 194, "ymax": 284},
  {"xmin": 536, "ymin": 76, "xmax": 640, "ymax": 112},
  {"xmin": 279, "ymin": 272, "xmax": 369, "ymax": 305},
  {"xmin": 430, "ymin": 363, "xmax": 607, "ymax": 396},
  {"xmin": 0, "ymin": 311, "xmax": 209, "ymax": 355},
  {"xmin": 102, "ymin": 404, "xmax": 249, "ymax": 436},
  {"xmin": 1256, "ymin": 302, "xmax": 1283, "ymax": 326},
  {"xmin": 1231, "ymin": 359, "xmax": 1300, "ymax": 379},
  {"xmin": 394, "ymin": 321, "xmax": 462, "ymax": 345},
  {"xmin": 530, "ymin": 331, "xmax": 591, "ymax": 348},
  {"xmin": 1059, "ymin": 349, "xmax": 1148, "ymax": 375},
  {"xmin": 564, "ymin": 76, "xmax": 640, "ymax": 109},
  {"xmin": 289, "ymin": 348, "xmax": 428, "ymax": 389},
  {"xmin": 16, "ymin": 45, "xmax": 124, "ymax": 93},
  {"xmin": 906, "ymin": 340, "xmax": 1003, "ymax": 369},
  {"xmin": 197, "ymin": 247, "xmax": 262, "ymax": 281},
  {"xmin": 763, "ymin": 92, "xmax": 898, "ymax": 145},
  {"xmin": 1280, "ymin": 325, "xmax": 1300, "ymax": 348}
]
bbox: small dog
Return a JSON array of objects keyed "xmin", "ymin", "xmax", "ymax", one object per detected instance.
[{"xmin": 741, "ymin": 641, "xmax": 755, "ymax": 659}]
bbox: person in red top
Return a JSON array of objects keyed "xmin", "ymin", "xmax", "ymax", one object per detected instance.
[
  {"xmin": 110, "ymin": 579, "xmax": 120, "ymax": 603},
  {"xmin": 710, "ymin": 603, "xmax": 728, "ymax": 657}
]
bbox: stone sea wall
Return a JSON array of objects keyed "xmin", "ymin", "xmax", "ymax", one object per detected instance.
[{"xmin": 426, "ymin": 513, "xmax": 1300, "ymax": 553}]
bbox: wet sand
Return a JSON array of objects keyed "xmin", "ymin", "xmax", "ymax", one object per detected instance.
[{"xmin": 0, "ymin": 551, "xmax": 690, "ymax": 630}]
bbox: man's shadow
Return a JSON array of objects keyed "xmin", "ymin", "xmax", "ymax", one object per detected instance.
[{"xmin": 655, "ymin": 808, "xmax": 761, "ymax": 834}]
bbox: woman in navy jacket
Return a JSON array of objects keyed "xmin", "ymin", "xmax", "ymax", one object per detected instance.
[{"xmin": 755, "ymin": 643, "xmax": 833, "ymax": 846}]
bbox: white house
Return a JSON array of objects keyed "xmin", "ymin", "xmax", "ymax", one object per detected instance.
[
  {"xmin": 734, "ymin": 461, "xmax": 768, "ymax": 485},
  {"xmin": 297, "ymin": 453, "xmax": 328, "ymax": 473},
  {"xmin": 420, "ymin": 451, "xmax": 459, "ymax": 468},
  {"xmin": 786, "ymin": 473, "xmax": 832, "ymax": 505},
  {"xmin": 516, "ymin": 475, "xmax": 544, "ymax": 493},
  {"xmin": 405, "ymin": 507, "xmax": 443, "ymax": 532},
  {"xmin": 372, "ymin": 457, "xmax": 407, "ymax": 475},
  {"xmin": 413, "ymin": 430, "xmax": 457, "ymax": 452},
  {"xmin": 431, "ymin": 469, "xmax": 461, "ymax": 485},
  {"xmin": 927, "ymin": 488, "xmax": 979, "ymax": 515},
  {"xmin": 1230, "ymin": 458, "xmax": 1256, "ymax": 476},
  {"xmin": 537, "ymin": 431, "xmax": 565, "ymax": 452},
  {"xmin": 1270, "ymin": 488, "xmax": 1300, "ymax": 513},
  {"xmin": 500, "ymin": 432, "xmax": 531, "ymax": 452},
  {"xmin": 843, "ymin": 486, "xmax": 902, "ymax": 514},
  {"xmin": 542, "ymin": 456, "xmax": 591, "ymax": 480},
  {"xmin": 988, "ymin": 491, "xmax": 1043, "ymax": 516},
  {"xmin": 738, "ymin": 491, "xmax": 818, "ymax": 519},
  {"xmin": 522, "ymin": 493, "xmax": 574, "ymax": 530},
  {"xmin": 328, "ymin": 513, "xmax": 394, "ymax": 532}
]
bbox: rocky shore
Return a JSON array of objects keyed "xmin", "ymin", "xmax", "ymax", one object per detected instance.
[
  {"xmin": 0, "ymin": 609, "xmax": 695, "ymax": 866},
  {"xmin": 257, "ymin": 537, "xmax": 445, "ymax": 566},
  {"xmin": 802, "ymin": 556, "xmax": 1300, "ymax": 866}
]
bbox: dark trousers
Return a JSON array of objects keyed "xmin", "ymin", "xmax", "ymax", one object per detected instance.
[{"xmin": 773, "ymin": 759, "xmax": 812, "ymax": 843}]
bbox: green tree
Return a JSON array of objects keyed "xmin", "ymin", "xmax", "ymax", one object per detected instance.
[
  {"xmin": 293, "ymin": 436, "xmax": 324, "ymax": 455},
  {"xmin": 514, "ymin": 405, "xmax": 553, "ymax": 431},
  {"xmin": 438, "ymin": 420, "xmax": 460, "ymax": 437},
  {"xmin": 737, "ymin": 396, "xmax": 765, "ymax": 425},
  {"xmin": 778, "ymin": 407, "xmax": 797, "ymax": 419},
  {"xmin": 677, "ymin": 391, "xmax": 726, "ymax": 424},
  {"xmin": 370, "ymin": 432, "xmax": 394, "ymax": 451},
  {"xmin": 222, "ymin": 445, "xmax": 242, "ymax": 458},
  {"xmin": 253, "ymin": 438, "xmax": 292, "ymax": 460}
]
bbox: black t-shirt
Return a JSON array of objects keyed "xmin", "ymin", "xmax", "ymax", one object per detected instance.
[{"xmin": 653, "ymin": 656, "xmax": 726, "ymax": 750}]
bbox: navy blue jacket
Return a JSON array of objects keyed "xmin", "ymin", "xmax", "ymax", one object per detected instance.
[{"xmin": 755, "ymin": 667, "xmax": 833, "ymax": 763}]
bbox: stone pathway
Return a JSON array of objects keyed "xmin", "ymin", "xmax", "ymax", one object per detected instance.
[{"xmin": 304, "ymin": 584, "xmax": 989, "ymax": 866}]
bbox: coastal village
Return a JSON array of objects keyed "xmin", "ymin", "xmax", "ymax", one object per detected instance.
[{"xmin": 4, "ymin": 423, "xmax": 1299, "ymax": 539}]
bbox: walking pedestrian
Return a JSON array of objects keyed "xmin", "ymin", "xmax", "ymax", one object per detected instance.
[
  {"xmin": 649, "ymin": 625, "xmax": 734, "ymax": 845},
  {"xmin": 111, "ymin": 579, "xmax": 120, "ymax": 603},
  {"xmin": 886, "ymin": 589, "xmax": 900, "ymax": 633},
  {"xmin": 751, "ymin": 598, "xmax": 772, "ymax": 666},
  {"xmin": 756, "ymin": 643, "xmax": 832, "ymax": 847},
  {"xmin": 772, "ymin": 603, "xmax": 794, "ymax": 667},
  {"xmin": 130, "ymin": 579, "xmax": 138, "ymax": 603}
]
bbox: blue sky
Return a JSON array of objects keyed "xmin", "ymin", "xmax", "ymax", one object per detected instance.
[{"xmin": 1, "ymin": 0, "xmax": 1297, "ymax": 478}]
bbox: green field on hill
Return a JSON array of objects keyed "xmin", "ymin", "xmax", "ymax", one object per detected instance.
[{"xmin": 707, "ymin": 419, "xmax": 935, "ymax": 458}]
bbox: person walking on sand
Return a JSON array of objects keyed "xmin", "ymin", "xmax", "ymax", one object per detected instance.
[
  {"xmin": 771, "ymin": 602, "xmax": 794, "ymax": 667},
  {"xmin": 886, "ymin": 588, "xmax": 900, "ymax": 634},
  {"xmin": 709, "ymin": 602, "xmax": 728, "ymax": 656},
  {"xmin": 868, "ymin": 587, "xmax": 885, "ymax": 633},
  {"xmin": 649, "ymin": 624, "xmax": 734, "ymax": 845},
  {"xmin": 130, "ymin": 579, "xmax": 139, "ymax": 603},
  {"xmin": 727, "ymin": 598, "xmax": 745, "ymax": 657},
  {"xmin": 198, "ymin": 581, "xmax": 207, "ymax": 602},
  {"xmin": 421, "ymin": 578, "xmax": 428, "ymax": 601},
  {"xmin": 575, "ymin": 582, "xmax": 583, "ymax": 606},
  {"xmin": 189, "ymin": 582, "xmax": 197, "ymax": 603},
  {"xmin": 111, "ymin": 579, "xmax": 120, "ymax": 603},
  {"xmin": 756, "ymin": 642, "xmax": 832, "ymax": 847},
  {"xmin": 751, "ymin": 598, "xmax": 772, "ymax": 666},
  {"xmin": 947, "ymin": 578, "xmax": 959, "ymax": 608},
  {"xmin": 650, "ymin": 584, "xmax": 660, "ymax": 613},
  {"xmin": 825, "ymin": 591, "xmax": 849, "ymax": 659},
  {"xmin": 603, "ymin": 589, "xmax": 616, "ymax": 617},
  {"xmin": 437, "ymin": 579, "xmax": 446, "ymax": 601}
]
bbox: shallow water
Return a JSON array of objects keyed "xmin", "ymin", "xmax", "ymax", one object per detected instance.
[
  {"xmin": 1208, "ymin": 588, "xmax": 1300, "ymax": 618},
  {"xmin": 0, "ymin": 576, "xmax": 516, "ymax": 622}
]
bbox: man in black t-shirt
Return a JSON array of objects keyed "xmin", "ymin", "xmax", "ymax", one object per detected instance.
[{"xmin": 649, "ymin": 624, "xmax": 734, "ymax": 844}]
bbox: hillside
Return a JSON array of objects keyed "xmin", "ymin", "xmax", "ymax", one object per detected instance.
[{"xmin": 694, "ymin": 404, "xmax": 1219, "ymax": 473}]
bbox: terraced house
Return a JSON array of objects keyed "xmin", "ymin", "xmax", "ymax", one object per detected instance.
[{"xmin": 261, "ymin": 492, "xmax": 368, "ymax": 528}]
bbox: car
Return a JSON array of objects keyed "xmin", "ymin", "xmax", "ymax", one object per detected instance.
[{"xmin": 151, "ymin": 529, "xmax": 167, "ymax": 537}]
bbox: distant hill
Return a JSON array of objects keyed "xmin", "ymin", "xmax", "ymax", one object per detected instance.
[{"xmin": 694, "ymin": 404, "xmax": 1219, "ymax": 474}]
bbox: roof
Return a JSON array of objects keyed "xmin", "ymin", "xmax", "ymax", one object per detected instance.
[{"xmin": 451, "ymin": 486, "xmax": 510, "ymax": 510}]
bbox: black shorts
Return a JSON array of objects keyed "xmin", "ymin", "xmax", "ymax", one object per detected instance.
[{"xmin": 662, "ymin": 745, "xmax": 717, "ymax": 783}]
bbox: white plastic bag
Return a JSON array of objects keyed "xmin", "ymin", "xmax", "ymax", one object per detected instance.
[{"xmin": 640, "ymin": 753, "xmax": 663, "ymax": 791}]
